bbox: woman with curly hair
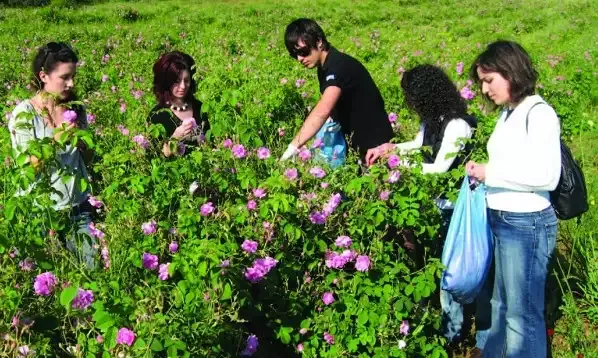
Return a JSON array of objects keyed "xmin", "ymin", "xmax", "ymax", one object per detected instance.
[
  {"xmin": 366, "ymin": 64, "xmax": 476, "ymax": 173},
  {"xmin": 148, "ymin": 51, "xmax": 209, "ymax": 157},
  {"xmin": 366, "ymin": 64, "xmax": 489, "ymax": 356}
]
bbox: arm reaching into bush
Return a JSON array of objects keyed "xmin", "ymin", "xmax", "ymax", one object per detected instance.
[{"xmin": 280, "ymin": 86, "xmax": 341, "ymax": 161}]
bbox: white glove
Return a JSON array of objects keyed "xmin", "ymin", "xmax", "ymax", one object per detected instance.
[{"xmin": 280, "ymin": 143, "xmax": 298, "ymax": 161}]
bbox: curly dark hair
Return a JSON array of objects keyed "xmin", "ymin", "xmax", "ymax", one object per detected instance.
[{"xmin": 401, "ymin": 64, "xmax": 467, "ymax": 126}]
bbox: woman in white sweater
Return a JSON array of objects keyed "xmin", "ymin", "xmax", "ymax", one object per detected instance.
[{"xmin": 467, "ymin": 41, "xmax": 561, "ymax": 358}]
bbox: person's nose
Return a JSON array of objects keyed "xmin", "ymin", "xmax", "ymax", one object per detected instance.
[{"xmin": 481, "ymin": 82, "xmax": 489, "ymax": 95}]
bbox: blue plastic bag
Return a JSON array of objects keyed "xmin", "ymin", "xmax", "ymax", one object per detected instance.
[
  {"xmin": 441, "ymin": 176, "xmax": 493, "ymax": 304},
  {"xmin": 312, "ymin": 119, "xmax": 347, "ymax": 169}
]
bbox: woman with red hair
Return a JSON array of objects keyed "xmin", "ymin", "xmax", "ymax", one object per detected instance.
[{"xmin": 148, "ymin": 51, "xmax": 209, "ymax": 157}]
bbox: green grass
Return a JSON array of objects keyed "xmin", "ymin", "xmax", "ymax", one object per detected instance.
[{"xmin": 549, "ymin": 130, "xmax": 598, "ymax": 357}]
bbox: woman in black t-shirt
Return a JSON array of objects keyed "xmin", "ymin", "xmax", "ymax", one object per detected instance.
[{"xmin": 148, "ymin": 51, "xmax": 209, "ymax": 157}]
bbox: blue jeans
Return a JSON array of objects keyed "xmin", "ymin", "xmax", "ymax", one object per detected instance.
[
  {"xmin": 64, "ymin": 210, "xmax": 97, "ymax": 270},
  {"xmin": 484, "ymin": 207, "xmax": 557, "ymax": 358},
  {"xmin": 441, "ymin": 275, "xmax": 492, "ymax": 348},
  {"xmin": 439, "ymin": 209, "xmax": 492, "ymax": 348}
]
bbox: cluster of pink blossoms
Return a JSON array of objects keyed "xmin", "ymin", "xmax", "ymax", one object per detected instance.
[
  {"xmin": 245, "ymin": 257, "xmax": 278, "ymax": 283},
  {"xmin": 142, "ymin": 253, "xmax": 171, "ymax": 280},
  {"xmin": 325, "ymin": 236, "xmax": 371, "ymax": 272},
  {"xmin": 310, "ymin": 193, "xmax": 342, "ymax": 225}
]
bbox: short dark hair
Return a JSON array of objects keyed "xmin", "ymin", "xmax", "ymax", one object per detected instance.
[
  {"xmin": 401, "ymin": 64, "xmax": 467, "ymax": 124},
  {"xmin": 152, "ymin": 51, "xmax": 197, "ymax": 106},
  {"xmin": 470, "ymin": 40, "xmax": 538, "ymax": 104},
  {"xmin": 284, "ymin": 18, "xmax": 331, "ymax": 58},
  {"xmin": 32, "ymin": 42, "xmax": 79, "ymax": 91}
]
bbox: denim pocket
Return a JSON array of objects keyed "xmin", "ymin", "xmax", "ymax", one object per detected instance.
[{"xmin": 499, "ymin": 211, "xmax": 536, "ymax": 230}]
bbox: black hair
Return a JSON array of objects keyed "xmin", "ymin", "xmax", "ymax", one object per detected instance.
[
  {"xmin": 284, "ymin": 18, "xmax": 331, "ymax": 58},
  {"xmin": 32, "ymin": 42, "xmax": 79, "ymax": 91},
  {"xmin": 470, "ymin": 40, "xmax": 538, "ymax": 104},
  {"xmin": 401, "ymin": 64, "xmax": 467, "ymax": 125}
]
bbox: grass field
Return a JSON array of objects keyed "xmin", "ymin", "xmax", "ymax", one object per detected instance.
[{"xmin": 0, "ymin": 0, "xmax": 596, "ymax": 356}]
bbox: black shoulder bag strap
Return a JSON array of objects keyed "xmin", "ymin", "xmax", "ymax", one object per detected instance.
[{"xmin": 525, "ymin": 102, "xmax": 548, "ymax": 133}]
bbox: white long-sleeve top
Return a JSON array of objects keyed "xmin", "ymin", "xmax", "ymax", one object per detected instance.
[
  {"xmin": 485, "ymin": 95, "xmax": 561, "ymax": 212},
  {"xmin": 395, "ymin": 118, "xmax": 474, "ymax": 174},
  {"xmin": 8, "ymin": 100, "xmax": 90, "ymax": 210},
  {"xmin": 395, "ymin": 118, "xmax": 474, "ymax": 209}
]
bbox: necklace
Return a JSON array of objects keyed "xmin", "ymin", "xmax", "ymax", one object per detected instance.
[{"xmin": 170, "ymin": 102, "xmax": 189, "ymax": 111}]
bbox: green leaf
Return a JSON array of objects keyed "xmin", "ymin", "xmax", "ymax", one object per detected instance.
[
  {"xmin": 133, "ymin": 338, "xmax": 147, "ymax": 350},
  {"xmin": 77, "ymin": 332, "xmax": 86, "ymax": 347},
  {"xmin": 348, "ymin": 338, "xmax": 359, "ymax": 352},
  {"xmin": 277, "ymin": 326, "xmax": 293, "ymax": 344},
  {"xmin": 60, "ymin": 286, "xmax": 78, "ymax": 309},
  {"xmin": 80, "ymin": 178, "xmax": 88, "ymax": 193},
  {"xmin": 151, "ymin": 339, "xmax": 164, "ymax": 352},
  {"xmin": 284, "ymin": 223, "xmax": 294, "ymax": 234},
  {"xmin": 185, "ymin": 292, "xmax": 195, "ymax": 303},
  {"xmin": 317, "ymin": 239, "xmax": 328, "ymax": 252},
  {"xmin": 300, "ymin": 319, "xmax": 311, "ymax": 329},
  {"xmin": 198, "ymin": 261, "xmax": 208, "ymax": 277},
  {"xmin": 104, "ymin": 326, "xmax": 118, "ymax": 350},
  {"xmin": 221, "ymin": 283, "xmax": 232, "ymax": 301},
  {"xmin": 177, "ymin": 280, "xmax": 188, "ymax": 295},
  {"xmin": 16, "ymin": 153, "xmax": 28, "ymax": 167},
  {"xmin": 4, "ymin": 199, "xmax": 17, "ymax": 221},
  {"xmin": 39, "ymin": 261, "xmax": 53, "ymax": 270},
  {"xmin": 357, "ymin": 311, "xmax": 369, "ymax": 325},
  {"xmin": 93, "ymin": 311, "xmax": 115, "ymax": 332}
]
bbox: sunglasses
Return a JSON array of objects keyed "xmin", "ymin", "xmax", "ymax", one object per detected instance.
[{"xmin": 290, "ymin": 46, "xmax": 312, "ymax": 59}]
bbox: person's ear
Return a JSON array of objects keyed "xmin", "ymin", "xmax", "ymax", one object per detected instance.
[
  {"xmin": 317, "ymin": 40, "xmax": 323, "ymax": 50},
  {"xmin": 39, "ymin": 70, "xmax": 49, "ymax": 84}
]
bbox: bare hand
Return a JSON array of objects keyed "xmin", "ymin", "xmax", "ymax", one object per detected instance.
[
  {"xmin": 172, "ymin": 121, "xmax": 194, "ymax": 139},
  {"xmin": 466, "ymin": 160, "xmax": 486, "ymax": 182},
  {"xmin": 365, "ymin": 143, "xmax": 395, "ymax": 167}
]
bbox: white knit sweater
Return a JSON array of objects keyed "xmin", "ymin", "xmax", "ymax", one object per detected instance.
[{"xmin": 485, "ymin": 95, "xmax": 561, "ymax": 213}]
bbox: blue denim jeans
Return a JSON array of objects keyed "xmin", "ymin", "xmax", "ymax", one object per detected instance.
[
  {"xmin": 483, "ymin": 206, "xmax": 557, "ymax": 358},
  {"xmin": 441, "ymin": 275, "xmax": 492, "ymax": 348},
  {"xmin": 64, "ymin": 210, "xmax": 97, "ymax": 270},
  {"xmin": 439, "ymin": 209, "xmax": 492, "ymax": 348}
]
